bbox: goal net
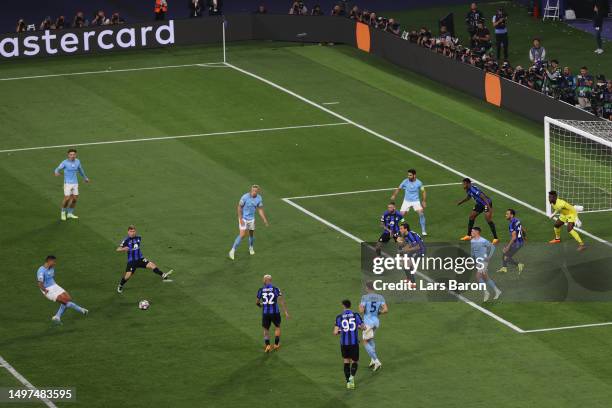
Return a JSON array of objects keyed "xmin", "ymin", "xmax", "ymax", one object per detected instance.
[{"xmin": 545, "ymin": 117, "xmax": 612, "ymax": 215}]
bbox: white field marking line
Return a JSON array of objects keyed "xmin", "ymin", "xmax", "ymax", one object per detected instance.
[
  {"xmin": 282, "ymin": 197, "xmax": 526, "ymax": 334},
  {"xmin": 0, "ymin": 62, "xmax": 226, "ymax": 82},
  {"xmin": 0, "ymin": 122, "xmax": 349, "ymax": 154},
  {"xmin": 225, "ymin": 62, "xmax": 612, "ymax": 247},
  {"xmin": 523, "ymin": 321, "xmax": 612, "ymax": 333},
  {"xmin": 322, "ymin": 102, "xmax": 340, "ymax": 105},
  {"xmin": 0, "ymin": 355, "xmax": 57, "ymax": 408},
  {"xmin": 285, "ymin": 182, "xmax": 462, "ymax": 200}
]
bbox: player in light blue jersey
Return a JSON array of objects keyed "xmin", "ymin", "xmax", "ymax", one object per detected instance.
[
  {"xmin": 54, "ymin": 149, "xmax": 89, "ymax": 221},
  {"xmin": 359, "ymin": 281, "xmax": 388, "ymax": 371},
  {"xmin": 36, "ymin": 255, "xmax": 88, "ymax": 323},
  {"xmin": 390, "ymin": 169, "xmax": 427, "ymax": 236},
  {"xmin": 229, "ymin": 185, "xmax": 269, "ymax": 260},
  {"xmin": 470, "ymin": 227, "xmax": 502, "ymax": 302}
]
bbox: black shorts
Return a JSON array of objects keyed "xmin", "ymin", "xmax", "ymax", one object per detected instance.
[
  {"xmin": 126, "ymin": 258, "xmax": 149, "ymax": 272},
  {"xmin": 262, "ymin": 313, "xmax": 281, "ymax": 329},
  {"xmin": 378, "ymin": 231, "xmax": 399, "ymax": 243},
  {"xmin": 473, "ymin": 201, "xmax": 493, "ymax": 214},
  {"xmin": 340, "ymin": 344, "xmax": 360, "ymax": 361}
]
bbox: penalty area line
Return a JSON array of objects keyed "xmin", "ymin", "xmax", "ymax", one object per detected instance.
[
  {"xmin": 282, "ymin": 197, "xmax": 526, "ymax": 334},
  {"xmin": 522, "ymin": 321, "xmax": 612, "ymax": 334},
  {"xmin": 0, "ymin": 355, "xmax": 58, "ymax": 408},
  {"xmin": 0, "ymin": 122, "xmax": 349, "ymax": 154},
  {"xmin": 285, "ymin": 182, "xmax": 462, "ymax": 200}
]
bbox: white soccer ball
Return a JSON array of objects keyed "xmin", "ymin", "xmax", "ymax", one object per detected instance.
[{"xmin": 138, "ymin": 300, "xmax": 150, "ymax": 310}]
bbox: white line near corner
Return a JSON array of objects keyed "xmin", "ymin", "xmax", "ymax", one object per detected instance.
[
  {"xmin": 0, "ymin": 122, "xmax": 349, "ymax": 154},
  {"xmin": 522, "ymin": 321, "xmax": 612, "ymax": 334},
  {"xmin": 282, "ymin": 197, "xmax": 526, "ymax": 334},
  {"xmin": 0, "ymin": 62, "xmax": 227, "ymax": 82},
  {"xmin": 0, "ymin": 355, "xmax": 57, "ymax": 408},
  {"xmin": 225, "ymin": 62, "xmax": 611, "ymax": 247}
]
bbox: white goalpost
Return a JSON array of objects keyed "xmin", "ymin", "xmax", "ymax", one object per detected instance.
[{"xmin": 544, "ymin": 117, "xmax": 612, "ymax": 216}]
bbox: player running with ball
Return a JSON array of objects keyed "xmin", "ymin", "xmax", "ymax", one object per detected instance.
[
  {"xmin": 229, "ymin": 185, "xmax": 269, "ymax": 260},
  {"xmin": 547, "ymin": 191, "xmax": 585, "ymax": 251},
  {"xmin": 359, "ymin": 281, "xmax": 387, "ymax": 372},
  {"xmin": 37, "ymin": 255, "xmax": 88, "ymax": 323},
  {"xmin": 54, "ymin": 149, "xmax": 89, "ymax": 221},
  {"xmin": 390, "ymin": 169, "xmax": 427, "ymax": 236}
]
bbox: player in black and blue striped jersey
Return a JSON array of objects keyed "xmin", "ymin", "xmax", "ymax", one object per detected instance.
[
  {"xmin": 334, "ymin": 299, "xmax": 365, "ymax": 389},
  {"xmin": 498, "ymin": 209, "xmax": 526, "ymax": 275},
  {"xmin": 115, "ymin": 225, "xmax": 173, "ymax": 293},
  {"xmin": 256, "ymin": 274, "xmax": 289, "ymax": 352},
  {"xmin": 375, "ymin": 202, "xmax": 404, "ymax": 256},
  {"xmin": 457, "ymin": 178, "xmax": 499, "ymax": 244},
  {"xmin": 398, "ymin": 223, "xmax": 425, "ymax": 287}
]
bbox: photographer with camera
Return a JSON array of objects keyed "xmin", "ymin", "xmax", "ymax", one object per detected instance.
[
  {"xmin": 189, "ymin": 0, "xmax": 203, "ymax": 17},
  {"xmin": 560, "ymin": 67, "xmax": 577, "ymax": 104},
  {"xmin": 576, "ymin": 66, "xmax": 594, "ymax": 110},
  {"xmin": 544, "ymin": 59, "xmax": 562, "ymax": 98},
  {"xmin": 466, "ymin": 3, "xmax": 485, "ymax": 47},
  {"xmin": 387, "ymin": 18, "xmax": 401, "ymax": 36},
  {"xmin": 499, "ymin": 61, "xmax": 514, "ymax": 80},
  {"xmin": 592, "ymin": 75, "xmax": 608, "ymax": 115},
  {"xmin": 349, "ymin": 6, "xmax": 361, "ymax": 20},
  {"xmin": 472, "ymin": 20, "xmax": 491, "ymax": 55},
  {"xmin": 289, "ymin": 1, "xmax": 308, "ymax": 15},
  {"xmin": 16, "ymin": 19, "xmax": 26, "ymax": 33},
  {"xmin": 513, "ymin": 65, "xmax": 527, "ymax": 86},
  {"xmin": 492, "ymin": 8, "xmax": 509, "ymax": 61},
  {"xmin": 601, "ymin": 80, "xmax": 612, "ymax": 120},
  {"xmin": 312, "ymin": 5, "xmax": 323, "ymax": 16}
]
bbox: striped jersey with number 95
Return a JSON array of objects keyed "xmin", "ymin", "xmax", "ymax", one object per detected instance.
[{"xmin": 335, "ymin": 310, "xmax": 363, "ymax": 345}]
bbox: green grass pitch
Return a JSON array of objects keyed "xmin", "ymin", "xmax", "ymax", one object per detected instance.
[{"xmin": 1, "ymin": 41, "xmax": 612, "ymax": 407}]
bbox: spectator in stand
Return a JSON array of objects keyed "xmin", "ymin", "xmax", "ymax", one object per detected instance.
[
  {"xmin": 576, "ymin": 66, "xmax": 594, "ymax": 109},
  {"xmin": 529, "ymin": 38, "xmax": 546, "ymax": 63},
  {"xmin": 492, "ymin": 8, "xmax": 508, "ymax": 61},
  {"xmin": 40, "ymin": 16, "xmax": 52, "ymax": 30},
  {"xmin": 593, "ymin": 0, "xmax": 606, "ymax": 54},
  {"xmin": 255, "ymin": 4, "xmax": 267, "ymax": 14},
  {"xmin": 331, "ymin": 5, "xmax": 345, "ymax": 16},
  {"xmin": 472, "ymin": 20, "xmax": 491, "ymax": 54},
  {"xmin": 110, "ymin": 12, "xmax": 125, "ymax": 25},
  {"xmin": 466, "ymin": 3, "xmax": 484, "ymax": 47},
  {"xmin": 208, "ymin": 0, "xmax": 222, "ymax": 16},
  {"xmin": 16, "ymin": 19, "xmax": 26, "ymax": 33},
  {"xmin": 54, "ymin": 16, "xmax": 65, "ymax": 29},
  {"xmin": 73, "ymin": 11, "xmax": 86, "ymax": 28},
  {"xmin": 189, "ymin": 0, "xmax": 203, "ymax": 17},
  {"xmin": 155, "ymin": 0, "xmax": 168, "ymax": 20},
  {"xmin": 312, "ymin": 5, "xmax": 323, "ymax": 16},
  {"xmin": 289, "ymin": 1, "xmax": 307, "ymax": 15},
  {"xmin": 349, "ymin": 6, "xmax": 361, "ymax": 20}
]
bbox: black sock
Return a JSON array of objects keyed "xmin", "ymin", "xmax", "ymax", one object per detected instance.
[
  {"xmin": 488, "ymin": 221, "xmax": 498, "ymax": 239},
  {"xmin": 119, "ymin": 278, "xmax": 127, "ymax": 286},
  {"xmin": 350, "ymin": 362, "xmax": 358, "ymax": 376},
  {"xmin": 468, "ymin": 219, "xmax": 475, "ymax": 236},
  {"xmin": 343, "ymin": 363, "xmax": 351, "ymax": 382},
  {"xmin": 274, "ymin": 336, "xmax": 280, "ymax": 345},
  {"xmin": 264, "ymin": 338, "xmax": 270, "ymax": 345},
  {"xmin": 153, "ymin": 267, "xmax": 163, "ymax": 276},
  {"xmin": 506, "ymin": 256, "xmax": 518, "ymax": 266}
]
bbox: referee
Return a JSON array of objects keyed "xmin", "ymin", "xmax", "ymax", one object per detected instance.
[{"xmin": 492, "ymin": 8, "xmax": 509, "ymax": 61}]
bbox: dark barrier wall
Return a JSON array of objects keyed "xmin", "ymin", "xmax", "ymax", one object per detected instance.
[
  {"xmin": 0, "ymin": 15, "xmax": 599, "ymax": 123},
  {"xmin": 252, "ymin": 15, "xmax": 356, "ymax": 46}
]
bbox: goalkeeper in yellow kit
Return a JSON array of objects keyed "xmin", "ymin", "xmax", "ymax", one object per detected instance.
[{"xmin": 548, "ymin": 191, "xmax": 585, "ymax": 251}]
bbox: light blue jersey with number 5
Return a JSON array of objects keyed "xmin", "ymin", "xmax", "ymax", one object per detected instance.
[{"xmin": 360, "ymin": 293, "xmax": 386, "ymax": 327}]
